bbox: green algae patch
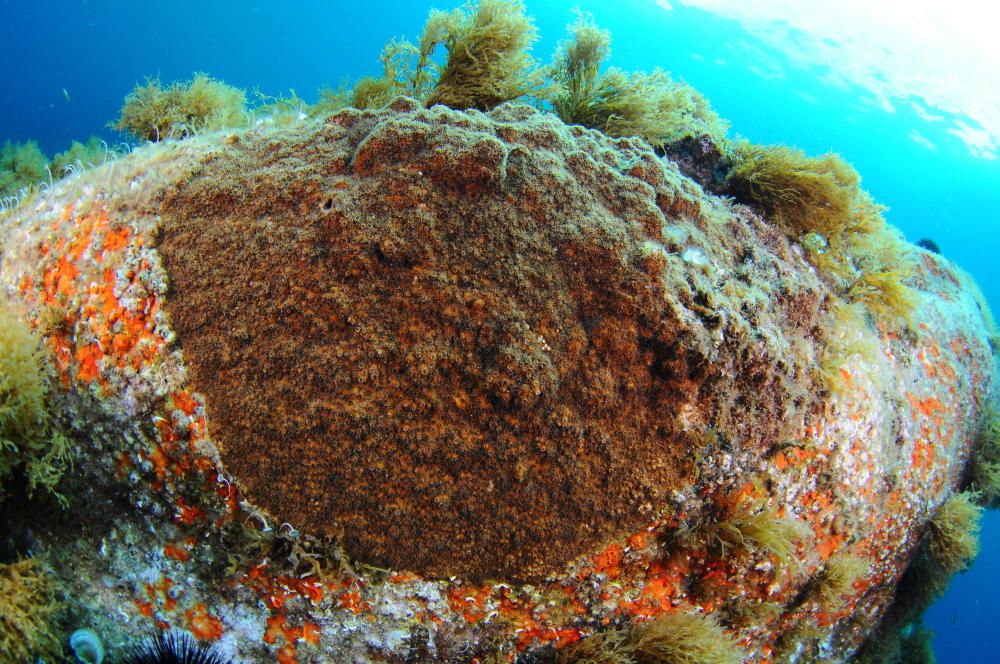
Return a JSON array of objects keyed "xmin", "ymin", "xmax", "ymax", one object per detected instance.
[
  {"xmin": 924, "ymin": 491, "xmax": 983, "ymax": 582},
  {"xmin": 858, "ymin": 490, "xmax": 983, "ymax": 662},
  {"xmin": 968, "ymin": 400, "xmax": 1000, "ymax": 506},
  {"xmin": 50, "ymin": 137, "xmax": 107, "ymax": 177},
  {"xmin": 352, "ymin": 0, "xmax": 543, "ymax": 112}
]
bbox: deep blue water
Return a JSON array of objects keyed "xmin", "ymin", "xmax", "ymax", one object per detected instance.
[{"xmin": 2, "ymin": 1, "xmax": 998, "ymax": 660}]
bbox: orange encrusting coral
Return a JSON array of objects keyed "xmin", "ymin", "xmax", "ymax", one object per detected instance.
[
  {"xmin": 129, "ymin": 573, "xmax": 223, "ymax": 643},
  {"xmin": 186, "ymin": 603, "xmax": 224, "ymax": 641},
  {"xmin": 25, "ymin": 206, "xmax": 165, "ymax": 390},
  {"xmin": 263, "ymin": 608, "xmax": 322, "ymax": 661}
]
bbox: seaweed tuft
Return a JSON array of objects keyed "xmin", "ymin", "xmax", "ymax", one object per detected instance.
[
  {"xmin": 924, "ymin": 491, "xmax": 982, "ymax": 580},
  {"xmin": 1, "ymin": 140, "xmax": 48, "ymax": 197},
  {"xmin": 967, "ymin": 400, "xmax": 1000, "ymax": 506},
  {"xmin": 0, "ymin": 557, "xmax": 63, "ymax": 662},
  {"xmin": 897, "ymin": 491, "xmax": 982, "ymax": 622},
  {"xmin": 112, "ymin": 73, "xmax": 248, "ymax": 142},
  {"xmin": 725, "ymin": 143, "xmax": 916, "ymax": 324},
  {"xmin": 813, "ymin": 553, "xmax": 867, "ymax": 611},
  {"xmin": 0, "ymin": 300, "xmax": 71, "ymax": 503},
  {"xmin": 50, "ymin": 137, "xmax": 106, "ymax": 177},
  {"xmin": 547, "ymin": 13, "xmax": 728, "ymax": 147},
  {"xmin": 709, "ymin": 503, "xmax": 812, "ymax": 568},
  {"xmin": 558, "ymin": 611, "xmax": 743, "ymax": 664},
  {"xmin": 724, "ymin": 143, "xmax": 859, "ymax": 239},
  {"xmin": 425, "ymin": 0, "xmax": 542, "ymax": 110}
]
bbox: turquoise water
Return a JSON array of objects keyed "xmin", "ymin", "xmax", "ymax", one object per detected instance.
[{"xmin": 2, "ymin": 1, "xmax": 998, "ymax": 660}]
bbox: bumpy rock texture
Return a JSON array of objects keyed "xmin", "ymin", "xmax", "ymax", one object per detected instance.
[
  {"xmin": 159, "ymin": 99, "xmax": 822, "ymax": 582},
  {"xmin": 0, "ymin": 99, "xmax": 994, "ymax": 663}
]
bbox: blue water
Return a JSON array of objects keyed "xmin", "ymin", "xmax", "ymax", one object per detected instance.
[{"xmin": 2, "ymin": 1, "xmax": 998, "ymax": 660}]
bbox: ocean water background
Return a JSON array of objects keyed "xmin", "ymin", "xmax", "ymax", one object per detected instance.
[{"xmin": 2, "ymin": 0, "xmax": 998, "ymax": 660}]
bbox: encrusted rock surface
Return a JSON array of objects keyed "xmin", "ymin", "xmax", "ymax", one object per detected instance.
[
  {"xmin": 158, "ymin": 98, "xmax": 825, "ymax": 584},
  {"xmin": 0, "ymin": 98, "xmax": 994, "ymax": 662}
]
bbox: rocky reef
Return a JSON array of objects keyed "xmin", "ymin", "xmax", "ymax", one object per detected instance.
[{"xmin": 0, "ymin": 98, "xmax": 995, "ymax": 662}]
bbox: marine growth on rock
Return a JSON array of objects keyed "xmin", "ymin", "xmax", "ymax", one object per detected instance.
[{"xmin": 0, "ymin": 96, "xmax": 995, "ymax": 663}]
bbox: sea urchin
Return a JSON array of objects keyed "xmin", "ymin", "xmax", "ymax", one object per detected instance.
[{"xmin": 121, "ymin": 632, "xmax": 234, "ymax": 664}]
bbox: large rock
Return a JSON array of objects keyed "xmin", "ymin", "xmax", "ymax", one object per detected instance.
[{"xmin": 0, "ymin": 98, "xmax": 994, "ymax": 662}]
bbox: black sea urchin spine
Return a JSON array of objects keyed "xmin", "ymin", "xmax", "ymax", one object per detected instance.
[{"xmin": 121, "ymin": 632, "xmax": 234, "ymax": 664}]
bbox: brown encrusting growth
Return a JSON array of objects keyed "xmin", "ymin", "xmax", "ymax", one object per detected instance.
[{"xmin": 158, "ymin": 99, "xmax": 825, "ymax": 581}]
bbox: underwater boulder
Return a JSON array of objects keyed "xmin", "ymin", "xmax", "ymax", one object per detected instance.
[{"xmin": 0, "ymin": 98, "xmax": 994, "ymax": 662}]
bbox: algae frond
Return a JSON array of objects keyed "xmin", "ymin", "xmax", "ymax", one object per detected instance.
[
  {"xmin": 0, "ymin": 300, "xmax": 71, "ymax": 502},
  {"xmin": 547, "ymin": 13, "xmax": 728, "ymax": 147},
  {"xmin": 1, "ymin": 140, "xmax": 48, "ymax": 197},
  {"xmin": 968, "ymin": 400, "xmax": 1000, "ymax": 506},
  {"xmin": 814, "ymin": 553, "xmax": 867, "ymax": 610},
  {"xmin": 725, "ymin": 143, "xmax": 916, "ymax": 324},
  {"xmin": 346, "ymin": 36, "xmax": 436, "ymax": 109},
  {"xmin": 50, "ymin": 136, "xmax": 106, "ymax": 177},
  {"xmin": 349, "ymin": 75, "xmax": 401, "ymax": 110},
  {"xmin": 711, "ymin": 504, "xmax": 812, "ymax": 567},
  {"xmin": 856, "ymin": 491, "xmax": 982, "ymax": 661},
  {"xmin": 725, "ymin": 143, "xmax": 859, "ymax": 238},
  {"xmin": 113, "ymin": 73, "xmax": 248, "ymax": 142},
  {"xmin": 0, "ymin": 557, "xmax": 63, "ymax": 662},
  {"xmin": 924, "ymin": 491, "xmax": 982, "ymax": 579},
  {"xmin": 559, "ymin": 611, "xmax": 743, "ymax": 664},
  {"xmin": 720, "ymin": 598, "xmax": 783, "ymax": 628},
  {"xmin": 425, "ymin": 0, "xmax": 542, "ymax": 110},
  {"xmin": 353, "ymin": 0, "xmax": 542, "ymax": 111},
  {"xmin": 251, "ymin": 88, "xmax": 317, "ymax": 126}
]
